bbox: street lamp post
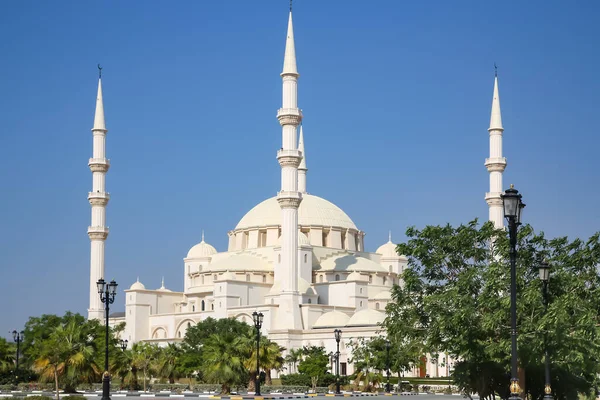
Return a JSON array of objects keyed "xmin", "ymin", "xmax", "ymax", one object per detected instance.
[
  {"xmin": 539, "ymin": 261, "xmax": 552, "ymax": 400},
  {"xmin": 97, "ymin": 278, "xmax": 118, "ymax": 400},
  {"xmin": 385, "ymin": 340, "xmax": 391, "ymax": 393},
  {"xmin": 252, "ymin": 311, "xmax": 264, "ymax": 396},
  {"xmin": 334, "ymin": 329, "xmax": 342, "ymax": 395},
  {"xmin": 501, "ymin": 184, "xmax": 525, "ymax": 400},
  {"xmin": 11, "ymin": 330, "xmax": 24, "ymax": 382}
]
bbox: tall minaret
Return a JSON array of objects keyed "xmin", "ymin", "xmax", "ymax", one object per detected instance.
[
  {"xmin": 298, "ymin": 125, "xmax": 307, "ymax": 194},
  {"xmin": 87, "ymin": 66, "xmax": 110, "ymax": 320},
  {"xmin": 275, "ymin": 7, "xmax": 303, "ymax": 329},
  {"xmin": 484, "ymin": 69, "xmax": 507, "ymax": 229}
]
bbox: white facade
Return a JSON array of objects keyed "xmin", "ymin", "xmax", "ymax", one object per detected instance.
[{"xmin": 97, "ymin": 10, "xmax": 474, "ymax": 378}]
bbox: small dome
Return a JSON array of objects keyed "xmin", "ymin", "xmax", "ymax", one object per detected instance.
[
  {"xmin": 376, "ymin": 241, "xmax": 399, "ymax": 258},
  {"xmin": 157, "ymin": 278, "xmax": 172, "ymax": 292},
  {"xmin": 347, "ymin": 271, "xmax": 363, "ymax": 281},
  {"xmin": 129, "ymin": 278, "xmax": 145, "ymax": 290},
  {"xmin": 346, "ymin": 309, "xmax": 385, "ymax": 327},
  {"xmin": 187, "ymin": 233, "xmax": 217, "ymax": 259},
  {"xmin": 277, "ymin": 232, "xmax": 312, "ymax": 247},
  {"xmin": 372, "ymin": 290, "xmax": 392, "ymax": 300},
  {"xmin": 313, "ymin": 311, "xmax": 350, "ymax": 328}
]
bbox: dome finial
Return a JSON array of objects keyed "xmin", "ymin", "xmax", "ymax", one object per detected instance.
[
  {"xmin": 97, "ymin": 64, "xmax": 102, "ymax": 79},
  {"xmin": 202, "ymin": 230, "xmax": 205, "ymax": 242},
  {"xmin": 137, "ymin": 276, "xmax": 140, "ymax": 282},
  {"xmin": 161, "ymin": 276, "xmax": 165, "ymax": 288},
  {"xmin": 494, "ymin": 62, "xmax": 498, "ymax": 77},
  {"xmin": 388, "ymin": 230, "xmax": 392, "ymax": 243},
  {"xmin": 290, "ymin": 0, "xmax": 292, "ymax": 12}
]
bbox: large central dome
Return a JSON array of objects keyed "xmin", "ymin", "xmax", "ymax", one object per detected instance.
[{"xmin": 235, "ymin": 194, "xmax": 357, "ymax": 231}]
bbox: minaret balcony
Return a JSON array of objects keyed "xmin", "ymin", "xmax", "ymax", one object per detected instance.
[
  {"xmin": 88, "ymin": 191, "xmax": 110, "ymax": 206},
  {"xmin": 87, "ymin": 226, "xmax": 109, "ymax": 240},
  {"xmin": 277, "ymin": 149, "xmax": 302, "ymax": 168},
  {"xmin": 277, "ymin": 108, "xmax": 303, "ymax": 126},
  {"xmin": 485, "ymin": 192, "xmax": 503, "ymax": 206},
  {"xmin": 484, "ymin": 157, "xmax": 507, "ymax": 172},
  {"xmin": 88, "ymin": 158, "xmax": 111, "ymax": 173}
]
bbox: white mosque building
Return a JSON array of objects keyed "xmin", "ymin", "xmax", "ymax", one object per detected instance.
[{"xmin": 87, "ymin": 9, "xmax": 506, "ymax": 379}]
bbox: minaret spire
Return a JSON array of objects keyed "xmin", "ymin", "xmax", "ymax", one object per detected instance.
[
  {"xmin": 88, "ymin": 67, "xmax": 111, "ymax": 320},
  {"xmin": 485, "ymin": 68, "xmax": 507, "ymax": 229},
  {"xmin": 275, "ymin": 7, "xmax": 303, "ymax": 329},
  {"xmin": 298, "ymin": 125, "xmax": 307, "ymax": 193},
  {"xmin": 282, "ymin": 10, "xmax": 298, "ymax": 76}
]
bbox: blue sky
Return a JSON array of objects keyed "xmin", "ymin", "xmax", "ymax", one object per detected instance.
[{"xmin": 1, "ymin": 0, "xmax": 598, "ymax": 337}]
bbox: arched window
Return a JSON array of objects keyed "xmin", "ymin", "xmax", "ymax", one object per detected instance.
[
  {"xmin": 368, "ymin": 275, "xmax": 373, "ymax": 284},
  {"xmin": 376, "ymin": 303, "xmax": 380, "ymax": 310},
  {"xmin": 308, "ymin": 298, "xmax": 312, "ymax": 304},
  {"xmin": 383, "ymin": 276, "xmax": 387, "ymax": 285},
  {"xmin": 178, "ymin": 331, "xmax": 181, "ymax": 338},
  {"xmin": 359, "ymin": 288, "xmax": 363, "ymax": 294},
  {"xmin": 359, "ymin": 301, "xmax": 363, "ymax": 307},
  {"xmin": 192, "ymin": 305, "xmax": 195, "ymax": 312},
  {"xmin": 304, "ymin": 254, "xmax": 308, "ymax": 263},
  {"xmin": 211, "ymin": 303, "xmax": 214, "ymax": 310},
  {"xmin": 246, "ymin": 274, "xmax": 251, "ymax": 282},
  {"xmin": 201, "ymin": 300, "xmax": 205, "ymax": 311},
  {"xmin": 335, "ymin": 274, "xmax": 340, "ymax": 281},
  {"xmin": 319, "ymin": 275, "xmax": 324, "ymax": 283},
  {"xmin": 187, "ymin": 322, "xmax": 191, "ymax": 328},
  {"xmin": 262, "ymin": 275, "xmax": 267, "ymax": 283}
]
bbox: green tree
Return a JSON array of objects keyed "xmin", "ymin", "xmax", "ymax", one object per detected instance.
[
  {"xmin": 131, "ymin": 342, "xmax": 158, "ymax": 392},
  {"xmin": 284, "ymin": 348, "xmax": 303, "ymax": 374},
  {"xmin": 0, "ymin": 338, "xmax": 15, "ymax": 373},
  {"xmin": 152, "ymin": 344, "xmax": 182, "ymax": 384},
  {"xmin": 32, "ymin": 321, "xmax": 99, "ymax": 399},
  {"xmin": 182, "ymin": 317, "xmax": 252, "ymax": 383},
  {"xmin": 202, "ymin": 334, "xmax": 248, "ymax": 394},
  {"xmin": 383, "ymin": 220, "xmax": 600, "ymax": 400},
  {"xmin": 297, "ymin": 346, "xmax": 329, "ymax": 391}
]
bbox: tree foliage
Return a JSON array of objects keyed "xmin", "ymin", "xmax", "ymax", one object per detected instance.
[{"xmin": 383, "ymin": 220, "xmax": 600, "ymax": 400}]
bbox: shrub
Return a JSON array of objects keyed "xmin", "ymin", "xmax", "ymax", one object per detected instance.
[
  {"xmin": 262, "ymin": 385, "xmax": 308, "ymax": 394},
  {"xmin": 280, "ymin": 374, "xmax": 311, "ymax": 387},
  {"xmin": 63, "ymin": 396, "xmax": 87, "ymax": 400},
  {"xmin": 191, "ymin": 384, "xmax": 226, "ymax": 393},
  {"xmin": 24, "ymin": 397, "xmax": 52, "ymax": 400}
]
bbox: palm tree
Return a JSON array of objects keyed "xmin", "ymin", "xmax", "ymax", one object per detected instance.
[
  {"xmin": 260, "ymin": 340, "xmax": 285, "ymax": 385},
  {"xmin": 131, "ymin": 342, "xmax": 158, "ymax": 392},
  {"xmin": 0, "ymin": 338, "xmax": 15, "ymax": 373},
  {"xmin": 33, "ymin": 322, "xmax": 99, "ymax": 399},
  {"xmin": 152, "ymin": 344, "xmax": 181, "ymax": 384},
  {"xmin": 111, "ymin": 348, "xmax": 138, "ymax": 390},
  {"xmin": 202, "ymin": 334, "xmax": 247, "ymax": 394},
  {"xmin": 284, "ymin": 348, "xmax": 303, "ymax": 374}
]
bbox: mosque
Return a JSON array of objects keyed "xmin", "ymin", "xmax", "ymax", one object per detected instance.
[{"xmin": 86, "ymin": 8, "xmax": 506, "ymax": 379}]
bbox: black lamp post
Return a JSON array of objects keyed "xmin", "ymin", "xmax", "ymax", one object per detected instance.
[
  {"xmin": 334, "ymin": 329, "xmax": 342, "ymax": 394},
  {"xmin": 119, "ymin": 339, "xmax": 128, "ymax": 351},
  {"xmin": 539, "ymin": 261, "xmax": 552, "ymax": 400},
  {"xmin": 97, "ymin": 278, "xmax": 118, "ymax": 400},
  {"xmin": 385, "ymin": 340, "xmax": 391, "ymax": 393},
  {"xmin": 11, "ymin": 330, "xmax": 24, "ymax": 382},
  {"xmin": 252, "ymin": 311, "xmax": 264, "ymax": 396},
  {"xmin": 501, "ymin": 184, "xmax": 525, "ymax": 400}
]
